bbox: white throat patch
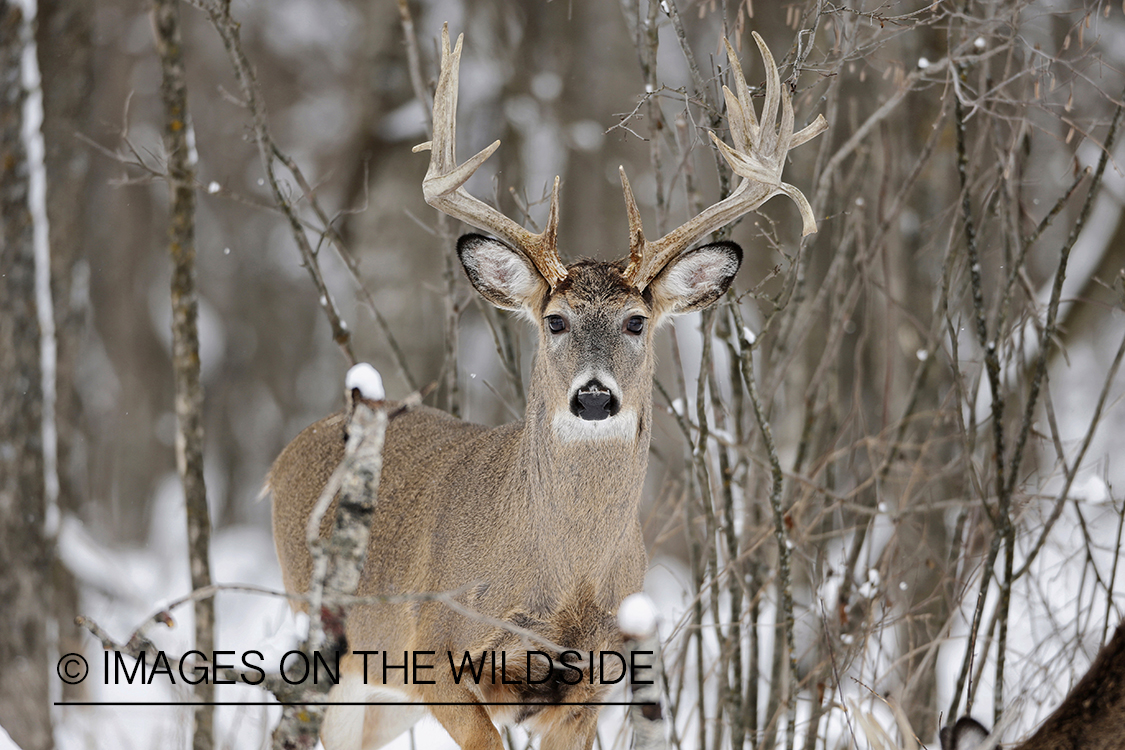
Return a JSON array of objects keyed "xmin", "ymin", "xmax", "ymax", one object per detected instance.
[{"xmin": 551, "ymin": 409, "xmax": 638, "ymax": 443}]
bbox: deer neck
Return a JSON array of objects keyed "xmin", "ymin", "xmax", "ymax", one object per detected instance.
[
  {"xmin": 514, "ymin": 380, "xmax": 651, "ymax": 521},
  {"xmin": 499, "ymin": 390, "xmax": 649, "ymax": 605}
]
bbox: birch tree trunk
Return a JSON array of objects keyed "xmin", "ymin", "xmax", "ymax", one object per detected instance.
[{"xmin": 0, "ymin": 3, "xmax": 53, "ymax": 748}]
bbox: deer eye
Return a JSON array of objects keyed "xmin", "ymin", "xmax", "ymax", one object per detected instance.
[
  {"xmin": 625, "ymin": 316, "xmax": 646, "ymax": 335},
  {"xmin": 546, "ymin": 315, "xmax": 569, "ymax": 334}
]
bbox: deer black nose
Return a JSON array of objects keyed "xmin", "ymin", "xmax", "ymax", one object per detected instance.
[{"xmin": 571, "ymin": 380, "xmax": 618, "ymax": 421}]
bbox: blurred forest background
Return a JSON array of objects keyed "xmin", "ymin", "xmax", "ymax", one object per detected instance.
[{"xmin": 2, "ymin": 0, "xmax": 1125, "ymax": 748}]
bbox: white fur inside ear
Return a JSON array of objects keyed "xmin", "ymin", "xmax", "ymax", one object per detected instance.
[
  {"xmin": 661, "ymin": 247, "xmax": 739, "ymax": 302},
  {"xmin": 647, "ymin": 243, "xmax": 741, "ymax": 319},
  {"xmin": 468, "ymin": 241, "xmax": 539, "ymax": 300}
]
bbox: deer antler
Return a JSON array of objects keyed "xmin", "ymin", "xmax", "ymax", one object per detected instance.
[
  {"xmin": 621, "ymin": 33, "xmax": 828, "ymax": 290},
  {"xmin": 413, "ymin": 25, "xmax": 568, "ymax": 289}
]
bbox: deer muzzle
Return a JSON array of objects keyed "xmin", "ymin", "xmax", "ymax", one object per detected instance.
[{"xmin": 572, "ymin": 380, "xmax": 619, "ymax": 421}]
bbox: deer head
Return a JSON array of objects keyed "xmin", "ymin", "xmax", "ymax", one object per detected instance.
[{"xmin": 412, "ymin": 26, "xmax": 825, "ymax": 449}]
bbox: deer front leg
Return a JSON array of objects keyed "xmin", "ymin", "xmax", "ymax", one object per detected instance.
[
  {"xmin": 428, "ymin": 700, "xmax": 505, "ymax": 750},
  {"xmin": 540, "ymin": 715, "xmax": 598, "ymax": 750}
]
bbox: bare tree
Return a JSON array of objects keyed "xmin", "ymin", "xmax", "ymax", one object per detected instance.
[
  {"xmin": 152, "ymin": 0, "xmax": 214, "ymax": 747},
  {"xmin": 0, "ymin": 3, "xmax": 52, "ymax": 748}
]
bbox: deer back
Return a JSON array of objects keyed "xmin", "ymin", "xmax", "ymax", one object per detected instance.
[{"xmin": 942, "ymin": 621, "xmax": 1125, "ymax": 750}]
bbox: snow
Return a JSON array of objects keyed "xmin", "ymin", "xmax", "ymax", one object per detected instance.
[
  {"xmin": 257, "ymin": 611, "xmax": 309, "ymax": 664},
  {"xmin": 711, "ymin": 428, "xmax": 735, "ymax": 444},
  {"xmin": 54, "ymin": 500, "xmax": 291, "ymax": 750},
  {"xmin": 345, "ymin": 363, "xmax": 385, "ymax": 400},
  {"xmin": 1070, "ymin": 473, "xmax": 1110, "ymax": 504},
  {"xmin": 0, "ymin": 724, "xmax": 22, "ymax": 750},
  {"xmin": 857, "ymin": 567, "xmax": 882, "ymax": 599},
  {"xmin": 617, "ymin": 593, "xmax": 659, "ymax": 638}
]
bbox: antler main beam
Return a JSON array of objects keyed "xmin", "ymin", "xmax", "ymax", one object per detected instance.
[
  {"xmin": 621, "ymin": 33, "xmax": 828, "ymax": 290},
  {"xmin": 413, "ymin": 25, "xmax": 568, "ymax": 289}
]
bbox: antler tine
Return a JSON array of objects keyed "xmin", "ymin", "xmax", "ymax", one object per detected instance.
[
  {"xmin": 413, "ymin": 25, "xmax": 567, "ymax": 288},
  {"xmin": 622, "ymin": 32, "xmax": 828, "ymax": 290},
  {"xmin": 620, "ymin": 167, "xmax": 645, "ymax": 272}
]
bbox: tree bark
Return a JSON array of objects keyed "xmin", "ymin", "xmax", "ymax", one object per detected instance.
[
  {"xmin": 36, "ymin": 0, "xmax": 94, "ymax": 700},
  {"xmin": 0, "ymin": 3, "xmax": 53, "ymax": 748},
  {"xmin": 151, "ymin": 1, "xmax": 215, "ymax": 748}
]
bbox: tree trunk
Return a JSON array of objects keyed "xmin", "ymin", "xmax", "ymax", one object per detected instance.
[
  {"xmin": 0, "ymin": 3, "xmax": 53, "ymax": 748},
  {"xmin": 36, "ymin": 0, "xmax": 94, "ymax": 701},
  {"xmin": 152, "ymin": 1, "xmax": 215, "ymax": 747}
]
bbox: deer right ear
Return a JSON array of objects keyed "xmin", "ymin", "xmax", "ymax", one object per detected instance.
[{"xmin": 458, "ymin": 233, "xmax": 549, "ymax": 312}]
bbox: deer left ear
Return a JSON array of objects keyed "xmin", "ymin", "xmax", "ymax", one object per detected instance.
[{"xmin": 648, "ymin": 241, "xmax": 742, "ymax": 318}]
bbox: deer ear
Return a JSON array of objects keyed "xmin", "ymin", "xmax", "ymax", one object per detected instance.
[
  {"xmin": 647, "ymin": 241, "xmax": 742, "ymax": 318},
  {"xmin": 458, "ymin": 234, "xmax": 549, "ymax": 311}
]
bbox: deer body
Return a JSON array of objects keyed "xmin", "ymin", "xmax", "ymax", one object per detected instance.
[
  {"xmin": 268, "ymin": 26, "xmax": 825, "ymax": 750},
  {"xmin": 270, "ymin": 405, "xmax": 648, "ymax": 733},
  {"xmin": 942, "ymin": 620, "xmax": 1125, "ymax": 750},
  {"xmin": 271, "ymin": 262, "xmax": 675, "ymax": 750}
]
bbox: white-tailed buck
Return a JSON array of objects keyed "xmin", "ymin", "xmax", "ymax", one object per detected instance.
[
  {"xmin": 268, "ymin": 25, "xmax": 826, "ymax": 750},
  {"xmin": 941, "ymin": 620, "xmax": 1125, "ymax": 750}
]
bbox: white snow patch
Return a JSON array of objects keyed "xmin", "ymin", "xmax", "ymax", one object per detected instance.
[
  {"xmin": 857, "ymin": 567, "xmax": 881, "ymax": 598},
  {"xmin": 345, "ymin": 363, "xmax": 385, "ymax": 401},
  {"xmin": 1071, "ymin": 473, "xmax": 1111, "ymax": 504},
  {"xmin": 711, "ymin": 428, "xmax": 735, "ymax": 444},
  {"xmin": 618, "ymin": 593, "xmax": 659, "ymax": 638},
  {"xmin": 258, "ymin": 610, "xmax": 309, "ymax": 664},
  {"xmin": 0, "ymin": 722, "xmax": 22, "ymax": 750}
]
